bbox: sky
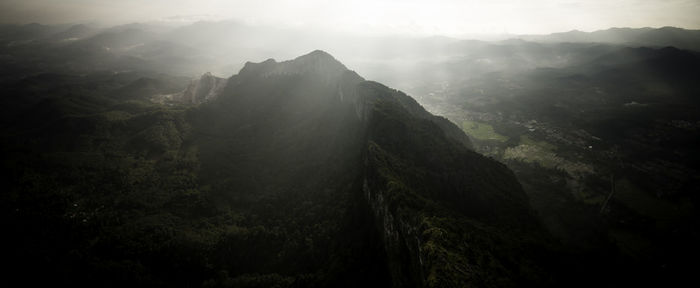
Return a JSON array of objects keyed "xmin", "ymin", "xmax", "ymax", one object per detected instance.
[{"xmin": 1, "ymin": 0, "xmax": 699, "ymax": 35}]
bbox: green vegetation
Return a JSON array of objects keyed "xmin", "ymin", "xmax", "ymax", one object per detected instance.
[
  {"xmin": 460, "ymin": 120, "xmax": 508, "ymax": 142},
  {"xmin": 0, "ymin": 70, "xmax": 388, "ymax": 287},
  {"xmin": 364, "ymin": 88, "xmax": 551, "ymax": 287},
  {"xmin": 2, "ymin": 61, "xmax": 557, "ymax": 287},
  {"xmin": 614, "ymin": 178, "xmax": 693, "ymax": 221},
  {"xmin": 504, "ymin": 135, "xmax": 593, "ymax": 177},
  {"xmin": 519, "ymin": 135, "xmax": 557, "ymax": 151},
  {"xmin": 608, "ymin": 229, "xmax": 653, "ymax": 260},
  {"xmin": 2, "ymin": 21, "xmax": 700, "ymax": 288}
]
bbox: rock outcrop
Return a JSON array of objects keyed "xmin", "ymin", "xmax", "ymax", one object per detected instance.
[{"xmin": 172, "ymin": 72, "xmax": 227, "ymax": 104}]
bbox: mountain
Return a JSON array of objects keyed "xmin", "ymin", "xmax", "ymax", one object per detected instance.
[
  {"xmin": 170, "ymin": 72, "xmax": 227, "ymax": 104},
  {"xmin": 190, "ymin": 50, "xmax": 546, "ymax": 286},
  {"xmin": 0, "ymin": 23, "xmax": 71, "ymax": 42},
  {"xmin": 519, "ymin": 27, "xmax": 700, "ymax": 51},
  {"xmin": 2, "ymin": 50, "xmax": 551, "ymax": 287},
  {"xmin": 48, "ymin": 24, "xmax": 97, "ymax": 41}
]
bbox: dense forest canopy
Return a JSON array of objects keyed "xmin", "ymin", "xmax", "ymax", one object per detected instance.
[{"xmin": 2, "ymin": 1, "xmax": 699, "ymax": 287}]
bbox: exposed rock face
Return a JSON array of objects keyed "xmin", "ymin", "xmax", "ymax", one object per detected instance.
[
  {"xmin": 174, "ymin": 72, "xmax": 227, "ymax": 104},
  {"xmin": 354, "ymin": 80, "xmax": 542, "ymax": 288}
]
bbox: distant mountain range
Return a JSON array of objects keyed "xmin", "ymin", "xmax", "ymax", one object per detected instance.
[
  {"xmin": 2, "ymin": 22, "xmax": 699, "ymax": 85},
  {"xmin": 517, "ymin": 26, "xmax": 700, "ymax": 51}
]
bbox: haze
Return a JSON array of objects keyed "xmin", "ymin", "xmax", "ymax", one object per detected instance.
[{"xmin": 2, "ymin": 0, "xmax": 700, "ymax": 35}]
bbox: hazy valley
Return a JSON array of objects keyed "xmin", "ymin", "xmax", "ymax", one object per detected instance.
[{"xmin": 1, "ymin": 17, "xmax": 699, "ymax": 288}]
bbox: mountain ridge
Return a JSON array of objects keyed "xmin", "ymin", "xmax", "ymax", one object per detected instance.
[
  {"xmin": 2, "ymin": 49, "xmax": 551, "ymax": 287},
  {"xmin": 190, "ymin": 50, "xmax": 547, "ymax": 287},
  {"xmin": 517, "ymin": 26, "xmax": 700, "ymax": 51}
]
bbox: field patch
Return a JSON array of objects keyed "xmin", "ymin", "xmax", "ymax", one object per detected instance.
[{"xmin": 460, "ymin": 120, "xmax": 508, "ymax": 142}]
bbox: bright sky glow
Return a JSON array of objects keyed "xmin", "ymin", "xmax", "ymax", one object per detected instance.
[{"xmin": 1, "ymin": 0, "xmax": 699, "ymax": 35}]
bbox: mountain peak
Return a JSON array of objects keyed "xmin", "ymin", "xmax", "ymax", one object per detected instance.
[
  {"xmin": 290, "ymin": 49, "xmax": 347, "ymax": 72},
  {"xmin": 239, "ymin": 50, "xmax": 348, "ymax": 80},
  {"xmin": 296, "ymin": 49, "xmax": 335, "ymax": 61}
]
